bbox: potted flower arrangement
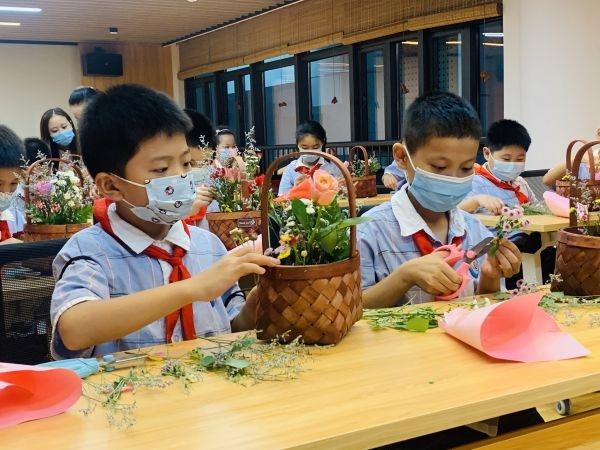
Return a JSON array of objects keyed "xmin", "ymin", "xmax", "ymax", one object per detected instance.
[
  {"xmin": 254, "ymin": 151, "xmax": 372, "ymax": 345},
  {"xmin": 22, "ymin": 157, "xmax": 93, "ymax": 241},
  {"xmin": 552, "ymin": 142, "xmax": 600, "ymax": 296},
  {"xmin": 349, "ymin": 146, "xmax": 380, "ymax": 198},
  {"xmin": 206, "ymin": 128, "xmax": 264, "ymax": 250}
]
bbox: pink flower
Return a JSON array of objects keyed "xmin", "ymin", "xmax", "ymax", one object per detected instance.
[
  {"xmin": 35, "ymin": 181, "xmax": 52, "ymax": 196},
  {"xmin": 522, "ymin": 219, "xmax": 531, "ymax": 227},
  {"xmin": 502, "ymin": 222, "xmax": 512, "ymax": 233},
  {"xmin": 501, "ymin": 206, "xmax": 510, "ymax": 215},
  {"xmin": 310, "ymin": 169, "xmax": 339, "ymax": 206},
  {"xmin": 506, "ymin": 210, "xmax": 515, "ymax": 218},
  {"xmin": 225, "ymin": 167, "xmax": 242, "ymax": 181},
  {"xmin": 512, "ymin": 207, "xmax": 524, "ymax": 218}
]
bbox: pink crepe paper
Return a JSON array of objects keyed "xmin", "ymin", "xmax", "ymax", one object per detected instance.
[
  {"xmin": 0, "ymin": 362, "xmax": 82, "ymax": 429},
  {"xmin": 543, "ymin": 191, "xmax": 570, "ymax": 218},
  {"xmin": 439, "ymin": 292, "xmax": 590, "ymax": 362}
]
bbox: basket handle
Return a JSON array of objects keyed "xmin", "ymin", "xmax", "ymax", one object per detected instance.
[
  {"xmin": 259, "ymin": 151, "xmax": 358, "ymax": 256},
  {"xmin": 349, "ymin": 146, "xmax": 370, "ymax": 177},
  {"xmin": 569, "ymin": 140, "xmax": 600, "ymax": 227},
  {"xmin": 565, "ymin": 139, "xmax": 588, "ymax": 173},
  {"xmin": 325, "ymin": 147, "xmax": 338, "ymax": 157}
]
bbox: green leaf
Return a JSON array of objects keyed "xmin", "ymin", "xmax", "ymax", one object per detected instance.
[
  {"xmin": 201, "ymin": 355, "xmax": 216, "ymax": 367},
  {"xmin": 291, "ymin": 199, "xmax": 310, "ymax": 230},
  {"xmin": 406, "ymin": 316, "xmax": 430, "ymax": 332},
  {"xmin": 320, "ymin": 228, "xmax": 338, "ymax": 254},
  {"xmin": 493, "ymin": 292, "xmax": 511, "ymax": 300},
  {"xmin": 224, "ymin": 358, "xmax": 250, "ymax": 369},
  {"xmin": 336, "ymin": 216, "xmax": 374, "ymax": 229}
]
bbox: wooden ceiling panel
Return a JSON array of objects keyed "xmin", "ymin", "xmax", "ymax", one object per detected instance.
[{"xmin": 0, "ymin": 0, "xmax": 286, "ymax": 44}]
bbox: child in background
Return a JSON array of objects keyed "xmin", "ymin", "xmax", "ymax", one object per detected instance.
[
  {"xmin": 381, "ymin": 160, "xmax": 406, "ymax": 191},
  {"xmin": 214, "ymin": 127, "xmax": 238, "ymax": 167},
  {"xmin": 460, "ymin": 119, "xmax": 536, "ymax": 215},
  {"xmin": 68, "ymin": 86, "xmax": 101, "ymax": 122},
  {"xmin": 40, "ymin": 108, "xmax": 79, "ymax": 159},
  {"xmin": 0, "ymin": 125, "xmax": 26, "ymax": 244},
  {"xmin": 358, "ymin": 92, "xmax": 522, "ymax": 307},
  {"xmin": 50, "ymin": 84, "xmax": 279, "ymax": 360},
  {"xmin": 278, "ymin": 121, "xmax": 341, "ymax": 195},
  {"xmin": 24, "ymin": 137, "xmax": 52, "ymax": 162},
  {"xmin": 543, "ymin": 141, "xmax": 600, "ymax": 188}
]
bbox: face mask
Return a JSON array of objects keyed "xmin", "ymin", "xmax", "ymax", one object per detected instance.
[
  {"xmin": 113, "ymin": 173, "xmax": 196, "ymax": 225},
  {"xmin": 488, "ymin": 154, "xmax": 525, "ymax": 182},
  {"xmin": 406, "ymin": 151, "xmax": 474, "ymax": 212},
  {"xmin": 216, "ymin": 147, "xmax": 238, "ymax": 165},
  {"xmin": 0, "ymin": 190, "xmax": 16, "ymax": 211},
  {"xmin": 298, "ymin": 147, "xmax": 323, "ymax": 166},
  {"xmin": 51, "ymin": 129, "xmax": 75, "ymax": 147}
]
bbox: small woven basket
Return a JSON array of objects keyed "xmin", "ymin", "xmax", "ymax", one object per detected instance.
[
  {"xmin": 350, "ymin": 146, "xmax": 377, "ymax": 198},
  {"xmin": 206, "ymin": 156, "xmax": 261, "ymax": 250},
  {"xmin": 552, "ymin": 142, "xmax": 600, "ymax": 296},
  {"xmin": 555, "ymin": 140, "xmax": 600, "ymax": 206},
  {"xmin": 22, "ymin": 158, "xmax": 90, "ymax": 241},
  {"xmin": 255, "ymin": 150, "xmax": 363, "ymax": 345}
]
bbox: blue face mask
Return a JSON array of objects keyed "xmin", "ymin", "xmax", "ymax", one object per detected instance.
[
  {"xmin": 51, "ymin": 129, "xmax": 75, "ymax": 147},
  {"xmin": 489, "ymin": 154, "xmax": 525, "ymax": 182},
  {"xmin": 406, "ymin": 151, "xmax": 474, "ymax": 212}
]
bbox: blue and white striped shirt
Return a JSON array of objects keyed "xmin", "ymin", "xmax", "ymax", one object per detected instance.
[
  {"xmin": 383, "ymin": 161, "xmax": 407, "ymax": 190},
  {"xmin": 358, "ymin": 185, "xmax": 493, "ymax": 305},
  {"xmin": 50, "ymin": 203, "xmax": 243, "ymax": 359},
  {"xmin": 278, "ymin": 157, "xmax": 342, "ymax": 195}
]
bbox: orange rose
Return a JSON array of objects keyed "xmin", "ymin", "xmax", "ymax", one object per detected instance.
[
  {"xmin": 274, "ymin": 178, "xmax": 313, "ymax": 202},
  {"xmin": 311, "ymin": 170, "xmax": 339, "ymax": 206}
]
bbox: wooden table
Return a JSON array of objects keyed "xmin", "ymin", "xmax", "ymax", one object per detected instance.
[
  {"xmin": 3, "ymin": 301, "xmax": 599, "ymax": 449},
  {"xmin": 474, "ymin": 214, "xmax": 574, "ymax": 285},
  {"xmin": 339, "ymin": 193, "xmax": 391, "ymax": 209}
]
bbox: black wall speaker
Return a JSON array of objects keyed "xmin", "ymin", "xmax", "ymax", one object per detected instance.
[{"xmin": 82, "ymin": 47, "xmax": 123, "ymax": 77}]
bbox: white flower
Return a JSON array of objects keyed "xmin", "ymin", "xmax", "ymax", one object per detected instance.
[
  {"xmin": 67, "ymin": 200, "xmax": 75, "ymax": 207},
  {"xmin": 284, "ymin": 205, "xmax": 292, "ymax": 212},
  {"xmin": 287, "ymin": 220, "xmax": 296, "ymax": 227},
  {"xmin": 72, "ymin": 185, "xmax": 80, "ymax": 193},
  {"xmin": 56, "ymin": 180, "xmax": 67, "ymax": 187},
  {"xmin": 300, "ymin": 198, "xmax": 312, "ymax": 206},
  {"xmin": 306, "ymin": 206, "xmax": 316, "ymax": 215},
  {"xmin": 63, "ymin": 192, "xmax": 72, "ymax": 200}
]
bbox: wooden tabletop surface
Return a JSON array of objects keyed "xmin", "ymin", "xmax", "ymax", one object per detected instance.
[{"xmin": 3, "ymin": 300, "xmax": 599, "ymax": 450}]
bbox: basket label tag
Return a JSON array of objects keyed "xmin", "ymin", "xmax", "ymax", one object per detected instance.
[{"xmin": 237, "ymin": 218, "xmax": 257, "ymax": 229}]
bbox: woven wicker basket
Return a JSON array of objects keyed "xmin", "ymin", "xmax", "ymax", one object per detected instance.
[
  {"xmin": 552, "ymin": 143, "xmax": 600, "ymax": 296},
  {"xmin": 350, "ymin": 146, "xmax": 377, "ymax": 198},
  {"xmin": 206, "ymin": 156, "xmax": 261, "ymax": 250},
  {"xmin": 255, "ymin": 150, "xmax": 363, "ymax": 345},
  {"xmin": 23, "ymin": 158, "xmax": 91, "ymax": 241},
  {"xmin": 555, "ymin": 140, "xmax": 600, "ymax": 206}
]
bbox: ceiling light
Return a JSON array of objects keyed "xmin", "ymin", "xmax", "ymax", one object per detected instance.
[
  {"xmin": 109, "ymin": 27, "xmax": 118, "ymax": 34},
  {"xmin": 482, "ymin": 32, "xmax": 503, "ymax": 38},
  {"xmin": 401, "ymin": 40, "xmax": 418, "ymax": 45},
  {"xmin": 0, "ymin": 6, "xmax": 41, "ymax": 12},
  {"xmin": 0, "ymin": 21, "xmax": 20, "ymax": 26},
  {"xmin": 187, "ymin": 0, "xmax": 198, "ymax": 2},
  {"xmin": 483, "ymin": 42, "xmax": 504, "ymax": 47}
]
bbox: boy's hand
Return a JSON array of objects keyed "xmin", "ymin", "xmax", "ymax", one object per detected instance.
[
  {"xmin": 382, "ymin": 173, "xmax": 398, "ymax": 190},
  {"xmin": 399, "ymin": 252, "xmax": 462, "ymax": 296},
  {"xmin": 195, "ymin": 186, "xmax": 214, "ymax": 208},
  {"xmin": 481, "ymin": 238, "xmax": 521, "ymax": 280},
  {"xmin": 195, "ymin": 246, "xmax": 279, "ymax": 301},
  {"xmin": 476, "ymin": 195, "xmax": 504, "ymax": 215}
]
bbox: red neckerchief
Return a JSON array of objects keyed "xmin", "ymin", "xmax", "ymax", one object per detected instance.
[
  {"xmin": 0, "ymin": 220, "xmax": 11, "ymax": 242},
  {"xmin": 474, "ymin": 164, "xmax": 529, "ymax": 204},
  {"xmin": 412, "ymin": 229, "xmax": 463, "ymax": 256},
  {"xmin": 93, "ymin": 198, "xmax": 196, "ymax": 342},
  {"xmin": 295, "ymin": 163, "xmax": 322, "ymax": 176},
  {"xmin": 184, "ymin": 205, "xmax": 208, "ymax": 226}
]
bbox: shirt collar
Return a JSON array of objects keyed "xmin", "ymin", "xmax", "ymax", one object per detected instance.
[
  {"xmin": 390, "ymin": 184, "xmax": 466, "ymax": 243},
  {"xmin": 107, "ymin": 202, "xmax": 190, "ymax": 254}
]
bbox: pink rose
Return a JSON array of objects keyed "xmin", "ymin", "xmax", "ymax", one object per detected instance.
[{"xmin": 310, "ymin": 170, "xmax": 339, "ymax": 206}]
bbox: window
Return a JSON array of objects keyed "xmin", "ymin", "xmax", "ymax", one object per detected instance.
[
  {"xmin": 309, "ymin": 54, "xmax": 351, "ymax": 142},
  {"xmin": 243, "ymin": 74, "xmax": 253, "ymax": 134},
  {"xmin": 397, "ymin": 38, "xmax": 420, "ymax": 118},
  {"xmin": 192, "ymin": 78, "xmax": 217, "ymax": 126},
  {"xmin": 225, "ymin": 80, "xmax": 239, "ymax": 135},
  {"xmin": 363, "ymin": 50, "xmax": 385, "ymax": 140},
  {"xmin": 433, "ymin": 32, "xmax": 463, "ymax": 96},
  {"xmin": 264, "ymin": 65, "xmax": 296, "ymax": 145},
  {"xmin": 479, "ymin": 20, "xmax": 504, "ymax": 134}
]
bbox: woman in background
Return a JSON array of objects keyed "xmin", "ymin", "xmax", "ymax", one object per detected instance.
[{"xmin": 40, "ymin": 108, "xmax": 79, "ymax": 159}]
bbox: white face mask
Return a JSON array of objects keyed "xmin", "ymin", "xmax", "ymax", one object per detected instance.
[
  {"xmin": 488, "ymin": 153, "xmax": 526, "ymax": 182},
  {"xmin": 0, "ymin": 190, "xmax": 17, "ymax": 211},
  {"xmin": 113, "ymin": 173, "xmax": 196, "ymax": 225}
]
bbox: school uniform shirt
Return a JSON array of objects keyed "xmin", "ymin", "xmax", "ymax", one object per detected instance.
[
  {"xmin": 0, "ymin": 206, "xmax": 25, "ymax": 238},
  {"xmin": 465, "ymin": 163, "xmax": 537, "ymax": 213},
  {"xmin": 50, "ymin": 202, "xmax": 244, "ymax": 360},
  {"xmin": 383, "ymin": 161, "xmax": 407, "ymax": 190},
  {"xmin": 358, "ymin": 185, "xmax": 493, "ymax": 305},
  {"xmin": 278, "ymin": 157, "xmax": 342, "ymax": 195},
  {"xmin": 577, "ymin": 163, "xmax": 600, "ymax": 180}
]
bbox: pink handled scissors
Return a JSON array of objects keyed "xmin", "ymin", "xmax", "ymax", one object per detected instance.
[{"xmin": 433, "ymin": 236, "xmax": 495, "ymax": 301}]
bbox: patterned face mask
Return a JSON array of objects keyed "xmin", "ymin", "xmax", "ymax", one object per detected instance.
[
  {"xmin": 216, "ymin": 147, "xmax": 238, "ymax": 166},
  {"xmin": 113, "ymin": 173, "xmax": 196, "ymax": 225}
]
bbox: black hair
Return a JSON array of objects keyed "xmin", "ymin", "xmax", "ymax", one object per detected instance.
[
  {"xmin": 39, "ymin": 107, "xmax": 79, "ymax": 157},
  {"xmin": 295, "ymin": 120, "xmax": 327, "ymax": 147},
  {"xmin": 403, "ymin": 92, "xmax": 481, "ymax": 153},
  {"xmin": 486, "ymin": 119, "xmax": 531, "ymax": 152},
  {"xmin": 24, "ymin": 137, "xmax": 52, "ymax": 162},
  {"xmin": 0, "ymin": 125, "xmax": 25, "ymax": 168},
  {"xmin": 184, "ymin": 109, "xmax": 216, "ymax": 149},
  {"xmin": 79, "ymin": 84, "xmax": 192, "ymax": 178},
  {"xmin": 68, "ymin": 86, "xmax": 101, "ymax": 106}
]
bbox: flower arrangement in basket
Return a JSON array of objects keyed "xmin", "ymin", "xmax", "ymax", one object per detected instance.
[
  {"xmin": 349, "ymin": 146, "xmax": 379, "ymax": 198},
  {"xmin": 555, "ymin": 140, "xmax": 600, "ymax": 208},
  {"xmin": 552, "ymin": 141, "xmax": 600, "ymax": 296},
  {"xmin": 254, "ymin": 151, "xmax": 372, "ymax": 345},
  {"xmin": 206, "ymin": 128, "xmax": 264, "ymax": 250},
  {"xmin": 20, "ymin": 157, "xmax": 93, "ymax": 241}
]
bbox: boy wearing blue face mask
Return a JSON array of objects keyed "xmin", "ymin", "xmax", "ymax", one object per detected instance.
[
  {"xmin": 50, "ymin": 85, "xmax": 280, "ymax": 360},
  {"xmin": 0, "ymin": 125, "xmax": 26, "ymax": 244},
  {"xmin": 358, "ymin": 93, "xmax": 522, "ymax": 307},
  {"xmin": 460, "ymin": 119, "xmax": 536, "ymax": 214}
]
